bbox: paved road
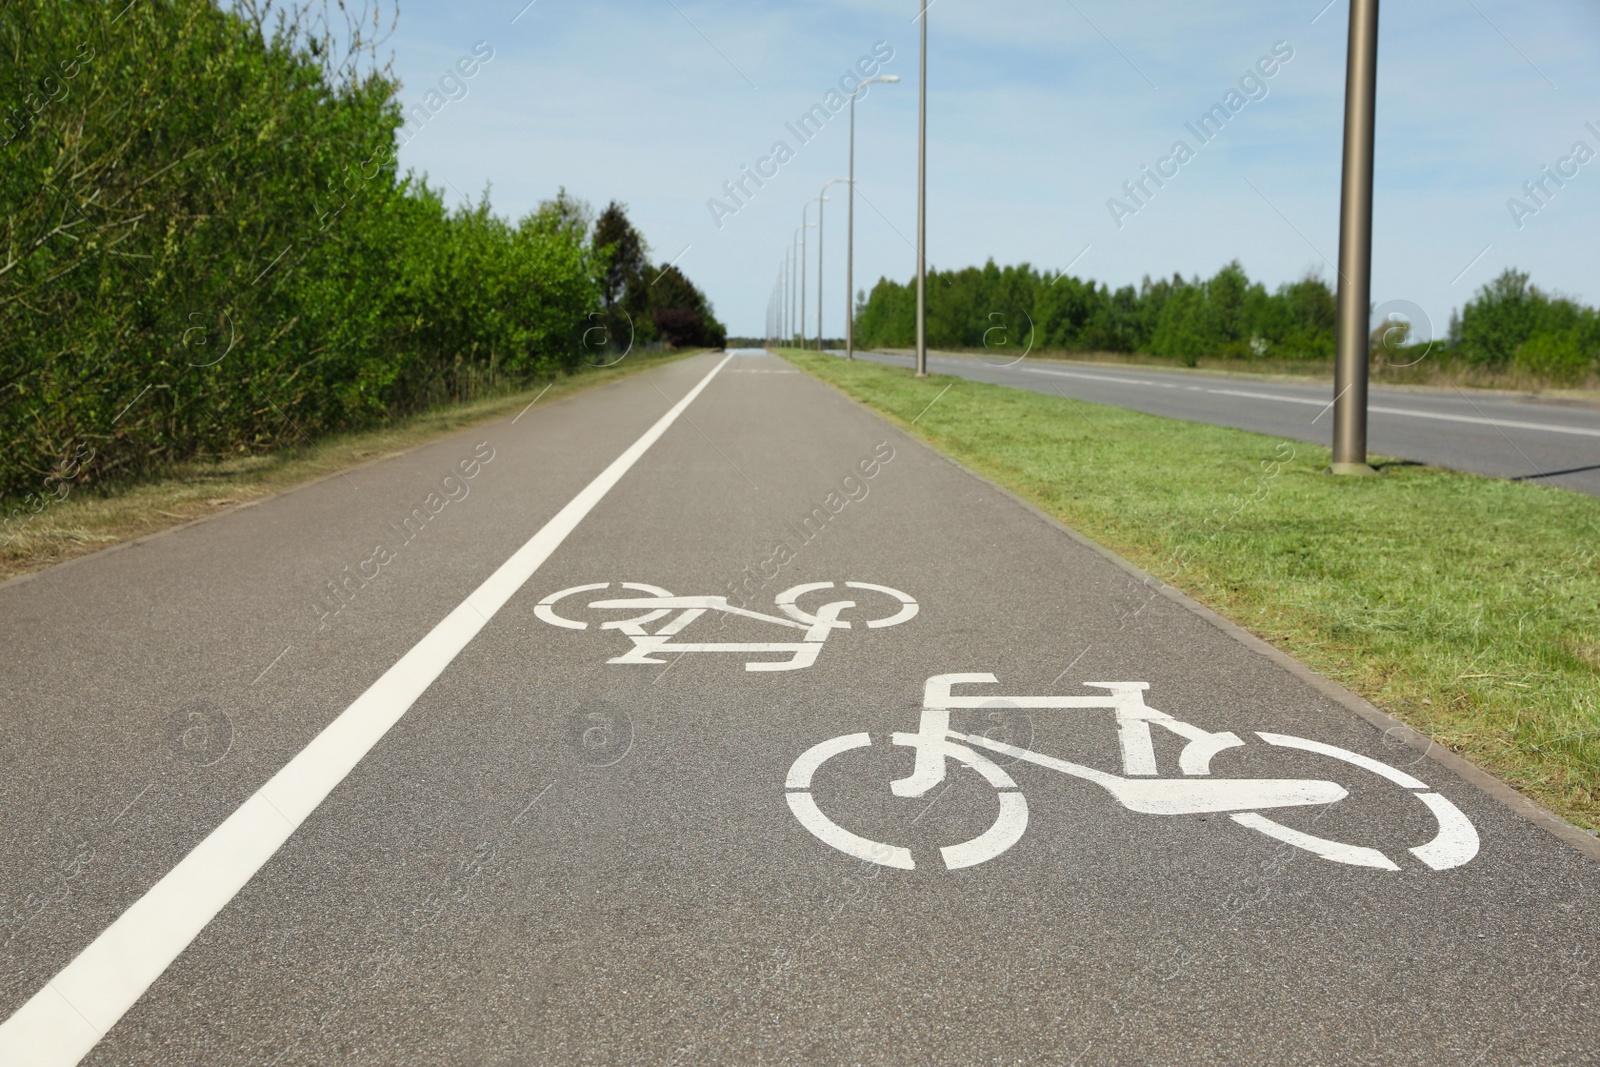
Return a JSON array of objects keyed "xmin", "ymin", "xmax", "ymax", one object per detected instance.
[
  {"xmin": 846, "ymin": 348, "xmax": 1600, "ymax": 496},
  {"xmin": 1, "ymin": 350, "xmax": 1596, "ymax": 1066}
]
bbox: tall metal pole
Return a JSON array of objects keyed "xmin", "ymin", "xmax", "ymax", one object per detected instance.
[
  {"xmin": 914, "ymin": 0, "xmax": 928, "ymax": 377},
  {"xmin": 800, "ymin": 219, "xmax": 808, "ymax": 350},
  {"xmin": 1332, "ymin": 0, "xmax": 1379, "ymax": 475},
  {"xmin": 817, "ymin": 180, "xmax": 847, "ymax": 353},
  {"xmin": 847, "ymin": 91, "xmax": 858, "ymax": 361},
  {"xmin": 817, "ymin": 196, "xmax": 825, "ymax": 351},
  {"xmin": 801, "ymin": 199, "xmax": 822, "ymax": 351},
  {"xmin": 844, "ymin": 76, "xmax": 898, "ymax": 361}
]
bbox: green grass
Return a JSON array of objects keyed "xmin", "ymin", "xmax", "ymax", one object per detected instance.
[
  {"xmin": 780, "ymin": 348, "xmax": 1600, "ymax": 831},
  {"xmin": 0, "ymin": 348, "xmax": 703, "ymax": 584}
]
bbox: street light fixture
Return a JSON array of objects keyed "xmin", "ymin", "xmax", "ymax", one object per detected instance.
[
  {"xmin": 817, "ymin": 178, "xmax": 850, "ymax": 352},
  {"xmin": 846, "ymin": 74, "xmax": 901, "ymax": 361}
]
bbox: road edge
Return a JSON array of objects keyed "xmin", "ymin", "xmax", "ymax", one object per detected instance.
[
  {"xmin": 0, "ymin": 350, "xmax": 714, "ymax": 596},
  {"xmin": 793, "ymin": 352, "xmax": 1600, "ymax": 866}
]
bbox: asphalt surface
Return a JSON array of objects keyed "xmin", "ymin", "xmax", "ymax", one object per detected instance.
[
  {"xmin": 1, "ymin": 350, "xmax": 1597, "ymax": 1066},
  {"xmin": 846, "ymin": 348, "xmax": 1600, "ymax": 496}
]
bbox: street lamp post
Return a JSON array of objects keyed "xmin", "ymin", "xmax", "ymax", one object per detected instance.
[
  {"xmin": 790, "ymin": 234, "xmax": 800, "ymax": 347},
  {"xmin": 846, "ymin": 74, "xmax": 901, "ymax": 361},
  {"xmin": 818, "ymin": 178, "xmax": 849, "ymax": 352},
  {"xmin": 801, "ymin": 199, "xmax": 824, "ymax": 351},
  {"xmin": 1332, "ymin": 0, "xmax": 1380, "ymax": 475},
  {"xmin": 914, "ymin": 0, "xmax": 929, "ymax": 377}
]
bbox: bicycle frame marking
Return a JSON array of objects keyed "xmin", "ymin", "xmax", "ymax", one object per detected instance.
[
  {"xmin": 535, "ymin": 581, "xmax": 918, "ymax": 672},
  {"xmin": 787, "ymin": 673, "xmax": 1480, "ymax": 873}
]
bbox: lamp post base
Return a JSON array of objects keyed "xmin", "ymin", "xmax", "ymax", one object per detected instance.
[{"xmin": 1329, "ymin": 461, "xmax": 1380, "ymax": 476}]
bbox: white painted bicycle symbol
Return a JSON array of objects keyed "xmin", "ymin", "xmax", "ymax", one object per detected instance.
[
  {"xmin": 534, "ymin": 581, "xmax": 918, "ymax": 671},
  {"xmin": 787, "ymin": 673, "xmax": 1479, "ymax": 872}
]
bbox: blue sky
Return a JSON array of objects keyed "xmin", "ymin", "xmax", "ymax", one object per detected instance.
[{"xmin": 386, "ymin": 0, "xmax": 1599, "ymax": 341}]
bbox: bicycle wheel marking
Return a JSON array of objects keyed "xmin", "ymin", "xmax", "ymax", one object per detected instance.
[
  {"xmin": 1255, "ymin": 732, "xmax": 1429, "ymax": 790},
  {"xmin": 1409, "ymin": 792, "xmax": 1481, "ymax": 871},
  {"xmin": 785, "ymin": 734, "xmax": 915, "ymax": 870},
  {"xmin": 1253, "ymin": 731, "xmax": 1480, "ymax": 871},
  {"xmin": 941, "ymin": 793, "xmax": 1028, "ymax": 871},
  {"xmin": 536, "ymin": 580, "xmax": 918, "ymax": 671},
  {"xmin": 1230, "ymin": 813, "xmax": 1400, "ymax": 870},
  {"xmin": 787, "ymin": 673, "xmax": 1483, "ymax": 875},
  {"xmin": 786, "ymin": 734, "xmax": 1030, "ymax": 872}
]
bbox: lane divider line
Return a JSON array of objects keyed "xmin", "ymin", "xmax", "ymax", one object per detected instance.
[
  {"xmin": 934, "ymin": 359, "xmax": 1600, "ymax": 440},
  {"xmin": 0, "ymin": 353, "xmax": 735, "ymax": 1067}
]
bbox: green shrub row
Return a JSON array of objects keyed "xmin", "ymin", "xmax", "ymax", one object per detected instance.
[
  {"xmin": 0, "ymin": 0, "xmax": 722, "ymax": 499},
  {"xmin": 853, "ymin": 259, "xmax": 1599, "ymax": 380}
]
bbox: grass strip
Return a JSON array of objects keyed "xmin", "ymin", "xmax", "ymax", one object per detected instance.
[
  {"xmin": 780, "ymin": 347, "xmax": 1600, "ymax": 831},
  {"xmin": 0, "ymin": 349, "xmax": 704, "ymax": 584}
]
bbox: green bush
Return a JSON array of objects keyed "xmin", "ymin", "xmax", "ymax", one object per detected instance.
[
  {"xmin": 853, "ymin": 259, "xmax": 1339, "ymax": 362},
  {"xmin": 852, "ymin": 258, "xmax": 1594, "ymax": 382},
  {"xmin": 0, "ymin": 0, "xmax": 722, "ymax": 499}
]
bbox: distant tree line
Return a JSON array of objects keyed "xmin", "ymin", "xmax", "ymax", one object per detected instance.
[
  {"xmin": 853, "ymin": 260, "xmax": 1599, "ymax": 381},
  {"xmin": 0, "ymin": 0, "xmax": 722, "ymax": 499}
]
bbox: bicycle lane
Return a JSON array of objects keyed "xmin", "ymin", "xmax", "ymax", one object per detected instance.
[
  {"xmin": 42, "ymin": 350, "xmax": 1600, "ymax": 1064},
  {"xmin": 0, "ymin": 352, "xmax": 736, "ymax": 1065}
]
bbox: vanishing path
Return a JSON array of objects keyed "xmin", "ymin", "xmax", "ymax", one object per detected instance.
[
  {"xmin": 849, "ymin": 348, "xmax": 1600, "ymax": 495},
  {"xmin": 1, "ymin": 350, "xmax": 1596, "ymax": 1065}
]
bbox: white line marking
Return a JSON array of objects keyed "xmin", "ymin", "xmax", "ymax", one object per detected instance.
[
  {"xmin": 1025, "ymin": 370, "xmax": 1600, "ymax": 439},
  {"xmin": 0, "ymin": 354, "xmax": 735, "ymax": 1067},
  {"xmin": 1365, "ymin": 404, "xmax": 1600, "ymax": 438}
]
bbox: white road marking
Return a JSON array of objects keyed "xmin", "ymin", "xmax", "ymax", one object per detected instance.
[
  {"xmin": 1007, "ymin": 367, "xmax": 1600, "ymax": 439},
  {"xmin": 1231, "ymin": 812, "xmax": 1401, "ymax": 870},
  {"xmin": 791, "ymin": 674, "xmax": 1480, "ymax": 874},
  {"xmin": 941, "ymin": 792, "xmax": 1028, "ymax": 870},
  {"xmin": 1409, "ymin": 792, "xmax": 1481, "ymax": 870},
  {"xmin": 1363, "ymin": 404, "xmax": 1600, "ymax": 438},
  {"xmin": 1257, "ymin": 732, "xmax": 1429, "ymax": 789},
  {"xmin": 0, "ymin": 354, "xmax": 735, "ymax": 1067},
  {"xmin": 541, "ymin": 581, "xmax": 918, "ymax": 671}
]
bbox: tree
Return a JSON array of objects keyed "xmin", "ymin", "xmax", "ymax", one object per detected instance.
[
  {"xmin": 534, "ymin": 186, "xmax": 593, "ymax": 244},
  {"xmin": 646, "ymin": 264, "xmax": 726, "ymax": 348},
  {"xmin": 592, "ymin": 201, "xmax": 647, "ymax": 311}
]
